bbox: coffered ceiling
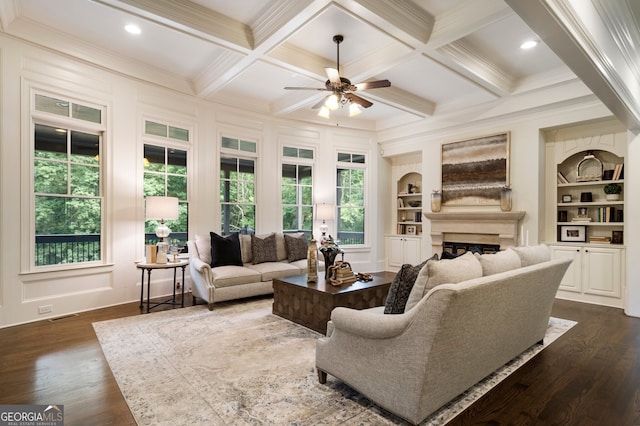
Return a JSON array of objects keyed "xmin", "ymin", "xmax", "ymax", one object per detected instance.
[{"xmin": 0, "ymin": 0, "xmax": 637, "ymax": 130}]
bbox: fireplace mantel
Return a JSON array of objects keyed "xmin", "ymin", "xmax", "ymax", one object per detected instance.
[{"xmin": 424, "ymin": 211, "xmax": 526, "ymax": 254}]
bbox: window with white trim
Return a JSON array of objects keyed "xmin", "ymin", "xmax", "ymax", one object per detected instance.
[
  {"xmin": 281, "ymin": 146, "xmax": 314, "ymax": 236},
  {"xmin": 220, "ymin": 136, "xmax": 257, "ymax": 234},
  {"xmin": 32, "ymin": 93, "xmax": 104, "ymax": 267},
  {"xmin": 336, "ymin": 152, "xmax": 366, "ymax": 245}
]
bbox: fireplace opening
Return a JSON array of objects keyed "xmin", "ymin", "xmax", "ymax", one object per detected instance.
[{"xmin": 443, "ymin": 241, "xmax": 500, "ymax": 258}]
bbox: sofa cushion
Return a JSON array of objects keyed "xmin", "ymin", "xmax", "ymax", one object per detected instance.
[
  {"xmin": 384, "ymin": 254, "xmax": 438, "ymax": 314},
  {"xmin": 194, "ymin": 233, "xmax": 212, "ymax": 265},
  {"xmin": 210, "ymin": 265, "xmax": 261, "ymax": 288},
  {"xmin": 239, "ymin": 234, "xmax": 252, "ymax": 264},
  {"xmin": 245, "ymin": 261, "xmax": 301, "ymax": 281},
  {"xmin": 251, "ymin": 233, "xmax": 278, "ymax": 264},
  {"xmin": 404, "ymin": 251, "xmax": 482, "ymax": 311},
  {"xmin": 284, "ymin": 233, "xmax": 308, "ymax": 262},
  {"xmin": 512, "ymin": 244, "xmax": 551, "ymax": 267},
  {"xmin": 474, "ymin": 248, "xmax": 522, "ymax": 276},
  {"xmin": 209, "ymin": 232, "xmax": 243, "ymax": 267}
]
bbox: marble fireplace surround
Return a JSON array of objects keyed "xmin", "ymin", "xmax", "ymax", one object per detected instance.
[{"xmin": 424, "ymin": 211, "xmax": 526, "ymax": 255}]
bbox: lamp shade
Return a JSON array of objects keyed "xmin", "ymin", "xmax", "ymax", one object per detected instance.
[
  {"xmin": 315, "ymin": 203, "xmax": 335, "ymax": 221},
  {"xmin": 145, "ymin": 196, "xmax": 179, "ymax": 221}
]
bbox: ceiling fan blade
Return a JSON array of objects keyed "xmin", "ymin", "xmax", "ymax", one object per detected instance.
[
  {"xmin": 284, "ymin": 86, "xmax": 328, "ymax": 91},
  {"xmin": 345, "ymin": 93, "xmax": 373, "ymax": 108},
  {"xmin": 325, "ymin": 67, "xmax": 341, "ymax": 85},
  {"xmin": 355, "ymin": 79, "xmax": 391, "ymax": 91}
]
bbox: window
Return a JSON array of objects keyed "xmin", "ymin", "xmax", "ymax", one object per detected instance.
[
  {"xmin": 220, "ymin": 136, "xmax": 257, "ymax": 234},
  {"xmin": 336, "ymin": 152, "xmax": 366, "ymax": 245},
  {"xmin": 33, "ymin": 123, "xmax": 102, "ymax": 266},
  {"xmin": 281, "ymin": 146, "xmax": 314, "ymax": 235},
  {"xmin": 143, "ymin": 120, "xmax": 190, "ymax": 246}
]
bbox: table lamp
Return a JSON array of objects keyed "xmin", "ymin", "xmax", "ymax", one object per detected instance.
[
  {"xmin": 315, "ymin": 203, "xmax": 334, "ymax": 243},
  {"xmin": 145, "ymin": 196, "xmax": 179, "ymax": 263}
]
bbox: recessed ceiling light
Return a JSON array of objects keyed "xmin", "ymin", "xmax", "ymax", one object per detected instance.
[
  {"xmin": 520, "ymin": 40, "xmax": 538, "ymax": 50},
  {"xmin": 124, "ymin": 24, "xmax": 141, "ymax": 35}
]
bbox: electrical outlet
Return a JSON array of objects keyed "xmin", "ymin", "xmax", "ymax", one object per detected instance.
[{"xmin": 38, "ymin": 305, "xmax": 53, "ymax": 314}]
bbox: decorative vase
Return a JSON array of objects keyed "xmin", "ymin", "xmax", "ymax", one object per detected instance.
[
  {"xmin": 307, "ymin": 238, "xmax": 318, "ymax": 283},
  {"xmin": 319, "ymin": 245, "xmax": 341, "ymax": 279},
  {"xmin": 500, "ymin": 187, "xmax": 512, "ymax": 212},
  {"xmin": 431, "ymin": 190, "xmax": 442, "ymax": 212}
]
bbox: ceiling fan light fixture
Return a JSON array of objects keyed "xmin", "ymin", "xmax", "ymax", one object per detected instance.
[
  {"xmin": 325, "ymin": 94, "xmax": 340, "ymax": 110},
  {"xmin": 349, "ymin": 103, "xmax": 362, "ymax": 117},
  {"xmin": 318, "ymin": 106, "xmax": 331, "ymax": 119}
]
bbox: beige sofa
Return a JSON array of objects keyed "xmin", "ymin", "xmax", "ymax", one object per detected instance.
[
  {"xmin": 316, "ymin": 245, "xmax": 572, "ymax": 425},
  {"xmin": 187, "ymin": 232, "xmax": 318, "ymax": 310}
]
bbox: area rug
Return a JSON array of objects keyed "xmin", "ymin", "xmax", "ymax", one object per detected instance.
[{"xmin": 93, "ymin": 298, "xmax": 576, "ymax": 425}]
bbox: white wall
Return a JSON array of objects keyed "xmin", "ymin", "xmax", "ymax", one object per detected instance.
[{"xmin": 0, "ymin": 35, "xmax": 381, "ymax": 327}]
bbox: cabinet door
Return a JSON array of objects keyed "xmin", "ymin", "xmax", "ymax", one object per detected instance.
[
  {"xmin": 583, "ymin": 247, "xmax": 622, "ymax": 298},
  {"xmin": 550, "ymin": 245, "xmax": 582, "ymax": 292},
  {"xmin": 387, "ymin": 237, "xmax": 405, "ymax": 268},
  {"xmin": 403, "ymin": 237, "xmax": 422, "ymax": 266}
]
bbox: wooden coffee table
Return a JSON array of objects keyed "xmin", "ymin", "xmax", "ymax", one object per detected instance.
[{"xmin": 272, "ymin": 271, "xmax": 395, "ymax": 334}]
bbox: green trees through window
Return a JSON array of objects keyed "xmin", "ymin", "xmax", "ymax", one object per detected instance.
[{"xmin": 34, "ymin": 123, "xmax": 102, "ymax": 266}]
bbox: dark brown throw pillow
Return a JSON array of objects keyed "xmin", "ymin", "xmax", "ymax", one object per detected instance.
[
  {"xmin": 251, "ymin": 233, "xmax": 278, "ymax": 264},
  {"xmin": 209, "ymin": 232, "xmax": 243, "ymax": 267},
  {"xmin": 384, "ymin": 253, "xmax": 438, "ymax": 314},
  {"xmin": 284, "ymin": 234, "xmax": 308, "ymax": 262}
]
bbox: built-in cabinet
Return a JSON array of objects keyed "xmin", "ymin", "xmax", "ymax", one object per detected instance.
[
  {"xmin": 544, "ymin": 118, "xmax": 627, "ymax": 308},
  {"xmin": 395, "ymin": 171, "xmax": 423, "ymax": 236},
  {"xmin": 550, "ymin": 245, "xmax": 624, "ymax": 305},
  {"xmin": 386, "ymin": 163, "xmax": 422, "ymax": 270},
  {"xmin": 387, "ymin": 236, "xmax": 422, "ymax": 269}
]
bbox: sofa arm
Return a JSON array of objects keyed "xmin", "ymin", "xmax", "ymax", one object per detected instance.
[
  {"xmin": 189, "ymin": 254, "xmax": 211, "ymax": 274},
  {"xmin": 330, "ymin": 307, "xmax": 414, "ymax": 339}
]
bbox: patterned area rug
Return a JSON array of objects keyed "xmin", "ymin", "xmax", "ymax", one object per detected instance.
[{"xmin": 93, "ymin": 298, "xmax": 576, "ymax": 425}]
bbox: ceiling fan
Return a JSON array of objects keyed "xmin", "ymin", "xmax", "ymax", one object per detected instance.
[{"xmin": 284, "ymin": 35, "xmax": 391, "ymax": 117}]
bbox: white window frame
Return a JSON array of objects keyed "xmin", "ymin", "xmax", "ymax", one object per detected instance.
[
  {"xmin": 280, "ymin": 145, "xmax": 315, "ymax": 234},
  {"xmin": 336, "ymin": 151, "xmax": 367, "ymax": 247}
]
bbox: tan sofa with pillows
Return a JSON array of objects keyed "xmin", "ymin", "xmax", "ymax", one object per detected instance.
[
  {"xmin": 316, "ymin": 244, "xmax": 572, "ymax": 425},
  {"xmin": 187, "ymin": 232, "xmax": 315, "ymax": 310}
]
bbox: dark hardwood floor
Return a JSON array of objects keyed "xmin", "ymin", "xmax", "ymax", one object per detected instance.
[{"xmin": 1, "ymin": 295, "xmax": 639, "ymax": 425}]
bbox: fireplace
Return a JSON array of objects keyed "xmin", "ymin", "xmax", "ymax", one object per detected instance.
[{"xmin": 424, "ymin": 211, "xmax": 526, "ymax": 255}]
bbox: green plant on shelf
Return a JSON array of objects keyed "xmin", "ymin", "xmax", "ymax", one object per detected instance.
[{"xmin": 603, "ymin": 183, "xmax": 622, "ymax": 195}]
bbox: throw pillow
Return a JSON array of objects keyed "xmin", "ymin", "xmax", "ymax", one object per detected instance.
[
  {"xmin": 474, "ymin": 248, "xmax": 522, "ymax": 276},
  {"xmin": 251, "ymin": 233, "xmax": 278, "ymax": 264},
  {"xmin": 512, "ymin": 244, "xmax": 551, "ymax": 267},
  {"xmin": 284, "ymin": 233, "xmax": 308, "ymax": 262},
  {"xmin": 209, "ymin": 232, "xmax": 243, "ymax": 267},
  {"xmin": 384, "ymin": 253, "xmax": 438, "ymax": 314},
  {"xmin": 194, "ymin": 233, "xmax": 212, "ymax": 265},
  {"xmin": 404, "ymin": 251, "xmax": 483, "ymax": 312}
]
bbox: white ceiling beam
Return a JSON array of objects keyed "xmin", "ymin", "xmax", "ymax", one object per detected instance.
[
  {"xmin": 427, "ymin": 0, "xmax": 513, "ymax": 49},
  {"xmin": 338, "ymin": 0, "xmax": 434, "ymax": 45},
  {"xmin": 93, "ymin": 0, "xmax": 253, "ymax": 51},
  {"xmin": 435, "ymin": 41, "xmax": 514, "ymax": 96},
  {"xmin": 364, "ymin": 86, "xmax": 436, "ymax": 117}
]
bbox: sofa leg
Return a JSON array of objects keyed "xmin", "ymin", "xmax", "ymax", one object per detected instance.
[
  {"xmin": 317, "ymin": 369, "xmax": 327, "ymax": 384},
  {"xmin": 538, "ymin": 338, "xmax": 544, "ymax": 345},
  {"xmin": 192, "ymin": 295, "xmax": 197, "ymax": 306},
  {"xmin": 207, "ymin": 302, "xmax": 214, "ymax": 311}
]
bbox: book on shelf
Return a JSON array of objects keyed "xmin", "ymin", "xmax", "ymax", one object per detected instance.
[
  {"xmin": 589, "ymin": 236, "xmax": 611, "ymax": 244},
  {"xmin": 596, "ymin": 206, "xmax": 616, "ymax": 222},
  {"xmin": 612, "ymin": 163, "xmax": 624, "ymax": 180},
  {"xmin": 557, "ymin": 171, "xmax": 569, "ymax": 184},
  {"xmin": 572, "ymin": 217, "xmax": 592, "ymax": 222}
]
